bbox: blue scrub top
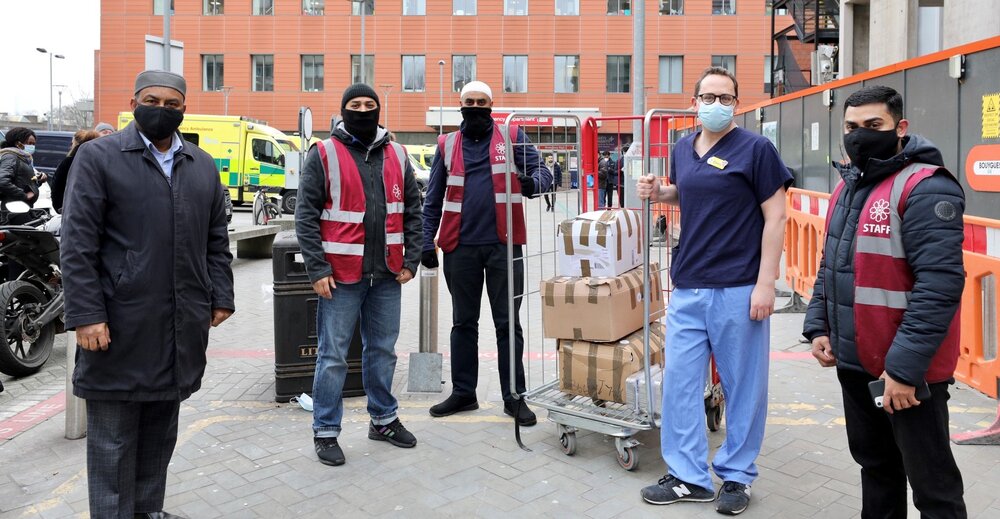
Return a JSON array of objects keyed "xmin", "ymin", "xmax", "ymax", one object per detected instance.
[{"xmin": 669, "ymin": 127, "xmax": 792, "ymax": 289}]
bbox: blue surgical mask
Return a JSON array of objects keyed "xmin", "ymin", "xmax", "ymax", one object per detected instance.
[
  {"xmin": 291, "ymin": 393, "xmax": 313, "ymax": 412},
  {"xmin": 22, "ymin": 145, "xmax": 35, "ymax": 155},
  {"xmin": 697, "ymin": 101, "xmax": 735, "ymax": 133}
]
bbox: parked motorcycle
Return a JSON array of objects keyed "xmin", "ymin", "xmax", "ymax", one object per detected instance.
[{"xmin": 0, "ymin": 201, "xmax": 63, "ymax": 377}]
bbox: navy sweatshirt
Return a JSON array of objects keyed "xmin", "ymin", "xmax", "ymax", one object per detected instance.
[{"xmin": 422, "ymin": 124, "xmax": 549, "ymax": 251}]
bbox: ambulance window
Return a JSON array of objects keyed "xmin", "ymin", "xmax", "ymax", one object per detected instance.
[
  {"xmin": 252, "ymin": 138, "xmax": 280, "ymax": 165},
  {"xmin": 182, "ymin": 133, "xmax": 199, "ymax": 146}
]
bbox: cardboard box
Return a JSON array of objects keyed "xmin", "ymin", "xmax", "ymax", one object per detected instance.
[
  {"xmin": 557, "ymin": 323, "xmax": 665, "ymax": 403},
  {"xmin": 557, "ymin": 209, "xmax": 642, "ymax": 278},
  {"xmin": 626, "ymin": 364, "xmax": 663, "ymax": 417},
  {"xmin": 540, "ymin": 263, "xmax": 665, "ymax": 342}
]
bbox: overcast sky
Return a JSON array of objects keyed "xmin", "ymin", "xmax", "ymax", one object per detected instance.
[{"xmin": 0, "ymin": 0, "xmax": 100, "ymax": 115}]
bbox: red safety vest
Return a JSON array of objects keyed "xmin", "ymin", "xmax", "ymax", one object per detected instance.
[
  {"xmin": 316, "ymin": 138, "xmax": 407, "ymax": 284},
  {"xmin": 828, "ymin": 162, "xmax": 961, "ymax": 382},
  {"xmin": 436, "ymin": 124, "xmax": 526, "ymax": 253}
]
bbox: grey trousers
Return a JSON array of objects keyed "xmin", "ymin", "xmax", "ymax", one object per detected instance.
[{"xmin": 85, "ymin": 399, "xmax": 180, "ymax": 519}]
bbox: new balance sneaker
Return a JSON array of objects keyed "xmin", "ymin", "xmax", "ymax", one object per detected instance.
[
  {"xmin": 368, "ymin": 419, "xmax": 417, "ymax": 448},
  {"xmin": 715, "ymin": 481, "xmax": 751, "ymax": 515},
  {"xmin": 641, "ymin": 474, "xmax": 715, "ymax": 505},
  {"xmin": 314, "ymin": 436, "xmax": 345, "ymax": 466}
]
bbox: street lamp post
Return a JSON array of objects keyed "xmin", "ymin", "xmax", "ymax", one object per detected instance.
[
  {"xmin": 379, "ymin": 83, "xmax": 393, "ymax": 131},
  {"xmin": 36, "ymin": 48, "xmax": 65, "ymax": 131},
  {"xmin": 55, "ymin": 86, "xmax": 67, "ymax": 131},
  {"xmin": 221, "ymin": 85, "xmax": 233, "ymax": 116},
  {"xmin": 438, "ymin": 59, "xmax": 446, "ymax": 136}
]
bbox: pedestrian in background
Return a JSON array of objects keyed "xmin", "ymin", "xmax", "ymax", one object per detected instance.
[
  {"xmin": 0, "ymin": 127, "xmax": 42, "ymax": 217},
  {"xmin": 94, "ymin": 122, "xmax": 116, "ymax": 136},
  {"xmin": 597, "ymin": 150, "xmax": 611, "ymax": 208},
  {"xmin": 61, "ymin": 69, "xmax": 235, "ymax": 519},
  {"xmin": 543, "ymin": 153, "xmax": 561, "ymax": 212},
  {"xmin": 636, "ymin": 66, "xmax": 791, "ymax": 516},
  {"xmin": 804, "ymin": 85, "xmax": 967, "ymax": 517},
  {"xmin": 421, "ymin": 80, "xmax": 550, "ymax": 426},
  {"xmin": 51, "ymin": 129, "xmax": 100, "ymax": 213},
  {"xmin": 295, "ymin": 83, "xmax": 423, "ymax": 467}
]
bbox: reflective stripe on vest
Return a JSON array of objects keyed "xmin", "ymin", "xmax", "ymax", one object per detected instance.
[
  {"xmin": 317, "ymin": 138, "xmax": 407, "ymax": 283},
  {"xmin": 436, "ymin": 124, "xmax": 527, "ymax": 253},
  {"xmin": 850, "ymin": 161, "xmax": 961, "ymax": 382}
]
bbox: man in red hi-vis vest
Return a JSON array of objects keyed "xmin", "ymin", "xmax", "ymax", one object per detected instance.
[
  {"xmin": 296, "ymin": 84, "xmax": 424, "ymax": 467},
  {"xmin": 421, "ymin": 81, "xmax": 551, "ymax": 426},
  {"xmin": 804, "ymin": 86, "xmax": 967, "ymax": 517}
]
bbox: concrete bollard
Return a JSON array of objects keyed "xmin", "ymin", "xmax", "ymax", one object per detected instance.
[{"xmin": 64, "ymin": 331, "xmax": 86, "ymax": 440}]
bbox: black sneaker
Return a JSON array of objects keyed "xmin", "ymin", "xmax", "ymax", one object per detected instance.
[
  {"xmin": 368, "ymin": 419, "xmax": 417, "ymax": 448},
  {"xmin": 429, "ymin": 393, "xmax": 479, "ymax": 417},
  {"xmin": 641, "ymin": 474, "xmax": 715, "ymax": 505},
  {"xmin": 503, "ymin": 400, "xmax": 537, "ymax": 426},
  {"xmin": 314, "ymin": 436, "xmax": 345, "ymax": 466},
  {"xmin": 715, "ymin": 481, "xmax": 751, "ymax": 515}
]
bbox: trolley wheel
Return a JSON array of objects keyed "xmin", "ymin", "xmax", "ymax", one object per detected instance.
[
  {"xmin": 617, "ymin": 446, "xmax": 639, "ymax": 471},
  {"xmin": 707, "ymin": 400, "xmax": 724, "ymax": 432},
  {"xmin": 559, "ymin": 432, "xmax": 577, "ymax": 456}
]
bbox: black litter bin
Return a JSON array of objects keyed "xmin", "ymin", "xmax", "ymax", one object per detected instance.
[{"xmin": 272, "ymin": 230, "xmax": 365, "ymax": 402}]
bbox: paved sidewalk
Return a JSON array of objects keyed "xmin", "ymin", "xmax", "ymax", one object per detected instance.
[{"xmin": 2, "ymin": 202, "xmax": 1000, "ymax": 518}]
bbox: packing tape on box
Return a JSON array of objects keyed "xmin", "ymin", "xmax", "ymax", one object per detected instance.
[
  {"xmin": 544, "ymin": 281, "xmax": 555, "ymax": 307},
  {"xmin": 580, "ymin": 259, "xmax": 591, "ymax": 277},
  {"xmin": 580, "ymin": 221, "xmax": 591, "ymax": 247}
]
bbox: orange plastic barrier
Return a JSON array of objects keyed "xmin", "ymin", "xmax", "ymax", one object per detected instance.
[
  {"xmin": 784, "ymin": 188, "xmax": 832, "ymax": 299},
  {"xmin": 786, "ymin": 189, "xmax": 1000, "ymax": 444}
]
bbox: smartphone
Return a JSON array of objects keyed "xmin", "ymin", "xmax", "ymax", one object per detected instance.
[{"xmin": 868, "ymin": 378, "xmax": 932, "ymax": 408}]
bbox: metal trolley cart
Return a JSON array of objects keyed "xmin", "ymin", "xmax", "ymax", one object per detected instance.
[{"xmin": 500, "ymin": 110, "xmax": 725, "ymax": 471}]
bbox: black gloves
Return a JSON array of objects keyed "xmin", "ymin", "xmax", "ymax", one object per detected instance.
[
  {"xmin": 519, "ymin": 175, "xmax": 536, "ymax": 198},
  {"xmin": 421, "ymin": 249, "xmax": 439, "ymax": 269}
]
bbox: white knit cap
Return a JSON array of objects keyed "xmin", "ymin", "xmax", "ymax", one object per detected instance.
[{"xmin": 460, "ymin": 81, "xmax": 493, "ymax": 100}]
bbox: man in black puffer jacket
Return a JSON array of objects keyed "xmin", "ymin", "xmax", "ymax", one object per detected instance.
[{"xmin": 803, "ymin": 85, "xmax": 966, "ymax": 518}]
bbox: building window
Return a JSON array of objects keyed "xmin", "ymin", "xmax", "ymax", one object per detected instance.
[
  {"xmin": 658, "ymin": 56, "xmax": 682, "ymax": 94},
  {"xmin": 505, "ymin": 0, "xmax": 527, "ymax": 16},
  {"xmin": 764, "ymin": 55, "xmax": 773, "ymax": 93},
  {"xmin": 452, "ymin": 55, "xmax": 477, "ymax": 92},
  {"xmin": 453, "ymin": 0, "xmax": 476, "ymax": 15},
  {"xmin": 607, "ymin": 55, "xmax": 631, "ymax": 93},
  {"xmin": 403, "ymin": 0, "xmax": 425, "ymax": 15},
  {"xmin": 554, "ymin": 55, "xmax": 579, "ymax": 93},
  {"xmin": 712, "ymin": 55, "xmax": 736, "ymax": 74},
  {"xmin": 503, "ymin": 55, "xmax": 528, "ymax": 93},
  {"xmin": 712, "ymin": 0, "xmax": 735, "ymax": 15},
  {"xmin": 252, "ymin": 0, "xmax": 273, "ymax": 15},
  {"xmin": 607, "ymin": 0, "xmax": 630, "ymax": 15},
  {"xmin": 765, "ymin": 1, "xmax": 788, "ymax": 16},
  {"xmin": 302, "ymin": 55, "xmax": 324, "ymax": 92},
  {"xmin": 351, "ymin": 55, "xmax": 374, "ymax": 85},
  {"xmin": 204, "ymin": 0, "xmax": 223, "ymax": 15},
  {"xmin": 203, "ymin": 55, "xmax": 224, "ymax": 91},
  {"xmin": 352, "ymin": 0, "xmax": 373, "ymax": 15},
  {"xmin": 252, "ymin": 55, "xmax": 274, "ymax": 92},
  {"xmin": 303, "ymin": 0, "xmax": 324, "ymax": 15},
  {"xmin": 556, "ymin": 0, "xmax": 578, "ymax": 15},
  {"xmin": 402, "ymin": 55, "xmax": 426, "ymax": 92},
  {"xmin": 659, "ymin": 0, "xmax": 683, "ymax": 15},
  {"xmin": 153, "ymin": 0, "xmax": 174, "ymax": 15}
]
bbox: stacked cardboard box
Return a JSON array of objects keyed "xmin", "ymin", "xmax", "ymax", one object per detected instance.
[{"xmin": 541, "ymin": 209, "xmax": 665, "ymax": 404}]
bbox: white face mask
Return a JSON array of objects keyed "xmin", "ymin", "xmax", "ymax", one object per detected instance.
[{"xmin": 22, "ymin": 144, "xmax": 35, "ymax": 155}]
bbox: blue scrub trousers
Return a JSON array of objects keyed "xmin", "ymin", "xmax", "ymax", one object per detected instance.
[{"xmin": 660, "ymin": 285, "xmax": 769, "ymax": 490}]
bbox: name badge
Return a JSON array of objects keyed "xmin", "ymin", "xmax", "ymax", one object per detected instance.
[{"xmin": 707, "ymin": 156, "xmax": 728, "ymax": 170}]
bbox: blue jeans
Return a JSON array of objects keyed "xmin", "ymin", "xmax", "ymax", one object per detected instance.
[
  {"xmin": 598, "ymin": 188, "xmax": 607, "ymax": 208},
  {"xmin": 660, "ymin": 285, "xmax": 770, "ymax": 489},
  {"xmin": 313, "ymin": 278, "xmax": 401, "ymax": 438}
]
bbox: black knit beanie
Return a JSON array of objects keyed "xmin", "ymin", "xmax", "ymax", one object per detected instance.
[{"xmin": 341, "ymin": 83, "xmax": 380, "ymax": 110}]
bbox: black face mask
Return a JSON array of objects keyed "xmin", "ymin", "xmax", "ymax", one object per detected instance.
[
  {"xmin": 342, "ymin": 108, "xmax": 381, "ymax": 145},
  {"xmin": 134, "ymin": 105, "xmax": 184, "ymax": 141},
  {"xmin": 461, "ymin": 107, "xmax": 494, "ymax": 139},
  {"xmin": 843, "ymin": 126, "xmax": 900, "ymax": 172}
]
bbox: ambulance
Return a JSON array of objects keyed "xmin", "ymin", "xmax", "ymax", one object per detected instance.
[{"xmin": 117, "ymin": 113, "xmax": 302, "ymax": 213}]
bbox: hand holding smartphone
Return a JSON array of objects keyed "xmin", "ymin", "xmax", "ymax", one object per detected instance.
[{"xmin": 868, "ymin": 378, "xmax": 931, "ymax": 409}]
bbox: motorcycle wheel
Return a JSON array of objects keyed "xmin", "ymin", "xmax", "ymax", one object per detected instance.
[{"xmin": 0, "ymin": 281, "xmax": 55, "ymax": 377}]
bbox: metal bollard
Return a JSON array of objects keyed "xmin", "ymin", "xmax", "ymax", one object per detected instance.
[
  {"xmin": 407, "ymin": 265, "xmax": 443, "ymax": 392},
  {"xmin": 64, "ymin": 331, "xmax": 86, "ymax": 440}
]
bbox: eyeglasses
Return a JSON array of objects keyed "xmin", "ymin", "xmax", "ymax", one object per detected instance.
[
  {"xmin": 462, "ymin": 98, "xmax": 490, "ymax": 107},
  {"xmin": 696, "ymin": 93, "xmax": 737, "ymax": 106}
]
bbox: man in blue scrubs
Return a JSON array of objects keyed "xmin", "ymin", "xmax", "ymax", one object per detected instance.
[{"xmin": 636, "ymin": 67, "xmax": 792, "ymax": 516}]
